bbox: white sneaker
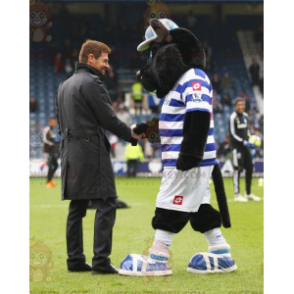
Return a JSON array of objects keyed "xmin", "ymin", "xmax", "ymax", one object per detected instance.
[
  {"xmin": 234, "ymin": 194, "xmax": 248, "ymax": 202},
  {"xmin": 245, "ymin": 193, "xmax": 261, "ymax": 201}
]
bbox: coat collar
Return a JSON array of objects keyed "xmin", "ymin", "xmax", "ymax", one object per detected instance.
[{"xmin": 76, "ymin": 63, "xmax": 105, "ymax": 81}]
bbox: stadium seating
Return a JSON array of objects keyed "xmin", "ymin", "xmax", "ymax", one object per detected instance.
[{"xmin": 30, "ymin": 13, "xmax": 263, "ymax": 159}]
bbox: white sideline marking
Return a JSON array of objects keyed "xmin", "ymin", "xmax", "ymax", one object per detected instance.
[{"xmin": 30, "ymin": 198, "xmax": 264, "ymax": 209}]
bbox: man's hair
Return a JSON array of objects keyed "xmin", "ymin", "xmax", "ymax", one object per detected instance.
[{"xmin": 79, "ymin": 40, "xmax": 111, "ymax": 63}]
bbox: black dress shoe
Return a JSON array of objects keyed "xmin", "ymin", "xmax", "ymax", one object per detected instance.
[
  {"xmin": 115, "ymin": 198, "xmax": 130, "ymax": 209},
  {"xmin": 88, "ymin": 198, "xmax": 130, "ymax": 209},
  {"xmin": 92, "ymin": 263, "xmax": 118, "ymax": 274},
  {"xmin": 68, "ymin": 262, "xmax": 92, "ymax": 272}
]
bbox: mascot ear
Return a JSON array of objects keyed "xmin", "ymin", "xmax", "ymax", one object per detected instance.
[{"xmin": 170, "ymin": 28, "xmax": 206, "ymax": 69}]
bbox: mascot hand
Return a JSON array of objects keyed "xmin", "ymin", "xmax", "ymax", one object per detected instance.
[
  {"xmin": 134, "ymin": 117, "xmax": 160, "ymax": 144},
  {"xmin": 133, "ymin": 123, "xmax": 148, "ymax": 135},
  {"xmin": 176, "ymin": 154, "xmax": 202, "ymax": 171}
]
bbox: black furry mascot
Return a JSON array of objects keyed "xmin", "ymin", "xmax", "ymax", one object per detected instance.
[{"xmin": 119, "ymin": 19, "xmax": 236, "ymax": 276}]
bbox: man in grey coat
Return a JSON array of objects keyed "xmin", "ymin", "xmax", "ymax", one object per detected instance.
[{"xmin": 56, "ymin": 40, "xmax": 141, "ymax": 274}]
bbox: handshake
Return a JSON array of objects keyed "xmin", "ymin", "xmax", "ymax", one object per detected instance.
[{"xmin": 130, "ymin": 117, "xmax": 160, "ymax": 146}]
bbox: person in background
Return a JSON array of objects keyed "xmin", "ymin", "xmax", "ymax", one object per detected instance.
[
  {"xmin": 240, "ymin": 91, "xmax": 251, "ymax": 111},
  {"xmin": 251, "ymin": 128, "xmax": 263, "ymax": 159},
  {"xmin": 64, "ymin": 58, "xmax": 73, "ymax": 74},
  {"xmin": 131, "ymin": 81, "xmax": 143, "ymax": 115},
  {"xmin": 221, "ymin": 93, "xmax": 233, "ymax": 108},
  {"xmin": 259, "ymin": 70, "xmax": 264, "ymax": 96},
  {"xmin": 221, "ymin": 72, "xmax": 234, "ymax": 99},
  {"xmin": 116, "ymin": 104, "xmax": 132, "ymax": 127},
  {"xmin": 43, "ymin": 117, "xmax": 60, "ymax": 188},
  {"xmin": 211, "ymin": 74, "xmax": 222, "ymax": 94},
  {"xmin": 212, "ymin": 89, "xmax": 221, "ymax": 103},
  {"xmin": 144, "ymin": 141, "xmax": 154, "ymax": 161},
  {"xmin": 125, "ymin": 141, "xmax": 145, "ymax": 177},
  {"xmin": 228, "ymin": 99, "xmax": 260, "ymax": 202},
  {"xmin": 217, "ymin": 136, "xmax": 231, "ymax": 159},
  {"xmin": 249, "ymin": 57, "xmax": 260, "ymax": 87},
  {"xmin": 54, "ymin": 52, "xmax": 63, "ymax": 74},
  {"xmin": 30, "ymin": 97, "xmax": 38, "ymax": 113},
  {"xmin": 253, "ymin": 109, "xmax": 261, "ymax": 130},
  {"xmin": 213, "ymin": 99, "xmax": 223, "ymax": 114},
  {"xmin": 258, "ymin": 114, "xmax": 264, "ymax": 134}
]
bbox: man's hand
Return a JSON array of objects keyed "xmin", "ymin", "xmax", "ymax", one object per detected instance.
[{"xmin": 131, "ymin": 124, "xmax": 143, "ymax": 140}]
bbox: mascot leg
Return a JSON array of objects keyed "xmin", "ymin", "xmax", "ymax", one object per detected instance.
[
  {"xmin": 119, "ymin": 208, "xmax": 189, "ymax": 276},
  {"xmin": 187, "ymin": 188, "xmax": 237, "ymax": 274}
]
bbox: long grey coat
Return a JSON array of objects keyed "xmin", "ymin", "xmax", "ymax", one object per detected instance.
[{"xmin": 56, "ymin": 63, "xmax": 132, "ymax": 200}]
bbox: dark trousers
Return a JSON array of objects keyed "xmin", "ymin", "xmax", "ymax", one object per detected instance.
[
  {"xmin": 127, "ymin": 160, "xmax": 138, "ymax": 177},
  {"xmin": 66, "ymin": 198, "xmax": 116, "ymax": 270},
  {"xmin": 232, "ymin": 146, "xmax": 253, "ymax": 195},
  {"xmin": 46, "ymin": 150, "xmax": 58, "ymax": 182}
]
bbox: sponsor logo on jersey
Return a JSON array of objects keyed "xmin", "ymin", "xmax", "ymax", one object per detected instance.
[
  {"xmin": 191, "ymin": 93, "xmax": 202, "ymax": 103},
  {"xmin": 192, "ymin": 82, "xmax": 201, "ymax": 91},
  {"xmin": 173, "ymin": 195, "xmax": 183, "ymax": 205}
]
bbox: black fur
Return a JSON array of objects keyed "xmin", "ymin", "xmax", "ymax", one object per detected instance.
[
  {"xmin": 152, "ymin": 204, "xmax": 222, "ymax": 234},
  {"xmin": 190, "ymin": 204, "xmax": 222, "ymax": 233},
  {"xmin": 133, "ymin": 123, "xmax": 148, "ymax": 135},
  {"xmin": 169, "ymin": 28, "xmax": 206, "ymax": 69},
  {"xmin": 176, "ymin": 111, "xmax": 211, "ymax": 171},
  {"xmin": 152, "ymin": 207, "xmax": 189, "ymax": 234},
  {"xmin": 138, "ymin": 44, "xmax": 188, "ymax": 98},
  {"xmin": 212, "ymin": 164, "xmax": 231, "ymax": 228}
]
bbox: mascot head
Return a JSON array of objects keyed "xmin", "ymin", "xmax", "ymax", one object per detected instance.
[{"xmin": 136, "ymin": 18, "xmax": 206, "ymax": 98}]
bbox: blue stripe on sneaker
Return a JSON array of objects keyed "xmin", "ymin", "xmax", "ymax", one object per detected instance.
[
  {"xmin": 209, "ymin": 256, "xmax": 214, "ymax": 271},
  {"xmin": 218, "ymin": 257, "xmax": 235, "ymax": 269},
  {"xmin": 188, "ymin": 254, "xmax": 207, "ymax": 271}
]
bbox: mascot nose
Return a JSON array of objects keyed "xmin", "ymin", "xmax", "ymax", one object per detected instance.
[{"xmin": 136, "ymin": 70, "xmax": 141, "ymax": 82}]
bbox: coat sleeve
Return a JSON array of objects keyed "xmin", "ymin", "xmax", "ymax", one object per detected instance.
[
  {"xmin": 85, "ymin": 77, "xmax": 132, "ymax": 142},
  {"xmin": 55, "ymin": 83, "xmax": 62, "ymax": 136}
]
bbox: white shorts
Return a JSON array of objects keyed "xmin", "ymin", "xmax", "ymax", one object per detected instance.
[
  {"xmin": 156, "ymin": 165, "xmax": 214, "ymax": 213},
  {"xmin": 201, "ymin": 184, "xmax": 212, "ymax": 205}
]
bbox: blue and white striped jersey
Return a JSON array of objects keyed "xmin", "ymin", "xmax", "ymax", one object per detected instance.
[{"xmin": 159, "ymin": 68, "xmax": 217, "ymax": 168}]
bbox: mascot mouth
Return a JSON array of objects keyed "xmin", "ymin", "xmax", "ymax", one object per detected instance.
[
  {"xmin": 32, "ymin": 20, "xmax": 42, "ymax": 25},
  {"xmin": 32, "ymin": 260, "xmax": 42, "ymax": 266}
]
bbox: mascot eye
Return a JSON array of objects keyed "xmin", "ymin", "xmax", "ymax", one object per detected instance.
[
  {"xmin": 39, "ymin": 12, "xmax": 45, "ymax": 19},
  {"xmin": 30, "ymin": 12, "xmax": 35, "ymax": 19},
  {"xmin": 30, "ymin": 253, "xmax": 35, "ymax": 259},
  {"xmin": 39, "ymin": 253, "xmax": 44, "ymax": 259},
  {"xmin": 149, "ymin": 11, "xmax": 156, "ymax": 19},
  {"xmin": 157, "ymin": 11, "xmax": 166, "ymax": 19}
]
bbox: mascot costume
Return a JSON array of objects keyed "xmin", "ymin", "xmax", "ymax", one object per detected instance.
[{"xmin": 119, "ymin": 19, "xmax": 237, "ymax": 276}]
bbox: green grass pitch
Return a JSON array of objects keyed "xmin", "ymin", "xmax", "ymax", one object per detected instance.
[{"xmin": 30, "ymin": 177, "xmax": 263, "ymax": 294}]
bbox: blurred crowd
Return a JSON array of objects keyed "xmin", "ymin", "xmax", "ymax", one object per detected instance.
[{"xmin": 30, "ymin": 5, "xmax": 264, "ymax": 162}]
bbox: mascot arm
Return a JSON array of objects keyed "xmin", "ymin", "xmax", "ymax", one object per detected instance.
[{"xmin": 176, "ymin": 110, "xmax": 210, "ymax": 171}]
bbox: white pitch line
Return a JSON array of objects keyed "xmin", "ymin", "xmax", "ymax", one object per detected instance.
[{"xmin": 30, "ymin": 198, "xmax": 264, "ymax": 209}]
